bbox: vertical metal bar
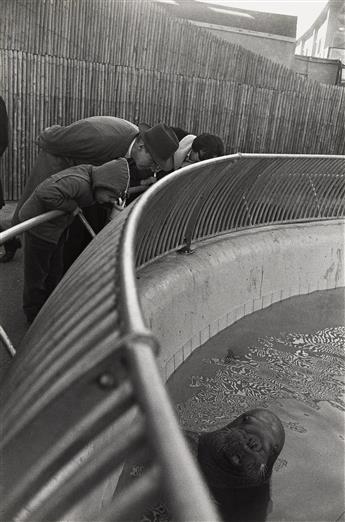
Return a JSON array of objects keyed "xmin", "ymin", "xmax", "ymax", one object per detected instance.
[
  {"xmin": 77, "ymin": 210, "xmax": 96, "ymax": 238},
  {"xmin": 0, "ymin": 325, "xmax": 16, "ymax": 357}
]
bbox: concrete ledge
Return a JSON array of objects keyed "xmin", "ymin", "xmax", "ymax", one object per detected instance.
[{"xmin": 137, "ymin": 220, "xmax": 345, "ymax": 380}]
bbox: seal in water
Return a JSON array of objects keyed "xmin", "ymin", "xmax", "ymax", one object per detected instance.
[
  {"xmin": 183, "ymin": 408, "xmax": 285, "ymax": 522},
  {"xmin": 192, "ymin": 407, "xmax": 285, "ymax": 489}
]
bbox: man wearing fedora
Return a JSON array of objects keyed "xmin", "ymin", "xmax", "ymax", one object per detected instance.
[
  {"xmin": 6, "ymin": 116, "xmax": 179, "ymax": 264},
  {"xmin": 129, "ymin": 129, "xmax": 225, "ymax": 194}
]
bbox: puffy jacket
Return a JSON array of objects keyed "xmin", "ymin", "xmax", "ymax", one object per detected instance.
[{"xmin": 19, "ymin": 158, "xmax": 129, "ymax": 243}]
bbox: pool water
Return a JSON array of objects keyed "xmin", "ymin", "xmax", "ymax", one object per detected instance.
[{"xmin": 167, "ymin": 289, "xmax": 345, "ymax": 522}]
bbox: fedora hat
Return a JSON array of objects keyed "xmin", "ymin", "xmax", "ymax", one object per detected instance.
[{"xmin": 138, "ymin": 123, "xmax": 179, "ymax": 172}]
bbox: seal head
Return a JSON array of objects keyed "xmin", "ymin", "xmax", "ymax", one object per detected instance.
[{"xmin": 197, "ymin": 408, "xmax": 285, "ymax": 489}]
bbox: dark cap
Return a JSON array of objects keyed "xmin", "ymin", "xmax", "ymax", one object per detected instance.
[
  {"xmin": 138, "ymin": 123, "xmax": 179, "ymax": 172},
  {"xmin": 92, "ymin": 158, "xmax": 129, "ymax": 196}
]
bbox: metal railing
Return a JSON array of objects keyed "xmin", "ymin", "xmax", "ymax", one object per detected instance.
[
  {"xmin": 130, "ymin": 153, "xmax": 345, "ymax": 266},
  {"xmin": 0, "ymin": 154, "xmax": 344, "ymax": 522},
  {"xmin": 0, "ymin": 208, "xmax": 97, "ymax": 245}
]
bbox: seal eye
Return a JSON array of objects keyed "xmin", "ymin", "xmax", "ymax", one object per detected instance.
[{"xmin": 242, "ymin": 415, "xmax": 250, "ymax": 422}]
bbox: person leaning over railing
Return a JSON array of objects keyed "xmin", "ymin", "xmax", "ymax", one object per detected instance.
[
  {"xmin": 18, "ymin": 159, "xmax": 130, "ymax": 324},
  {"xmin": 174, "ymin": 133, "xmax": 225, "ymax": 169},
  {"xmin": 128, "ymin": 130, "xmax": 225, "ymax": 199},
  {"xmin": 4, "ymin": 117, "xmax": 179, "ymax": 264},
  {"xmin": 155, "ymin": 132, "xmax": 225, "ymax": 183}
]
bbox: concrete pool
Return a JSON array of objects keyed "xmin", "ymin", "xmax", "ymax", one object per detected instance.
[{"xmin": 167, "ymin": 288, "xmax": 345, "ymax": 522}]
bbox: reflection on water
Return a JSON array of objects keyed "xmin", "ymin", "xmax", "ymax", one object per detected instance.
[
  {"xmin": 167, "ymin": 293, "xmax": 345, "ymax": 522},
  {"xmin": 173, "ymin": 327, "xmax": 344, "ymax": 432}
]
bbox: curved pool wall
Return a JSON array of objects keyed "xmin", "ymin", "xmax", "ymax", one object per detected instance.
[{"xmin": 137, "ymin": 220, "xmax": 344, "ymax": 380}]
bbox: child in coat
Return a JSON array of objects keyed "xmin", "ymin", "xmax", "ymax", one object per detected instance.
[{"xmin": 19, "ymin": 158, "xmax": 129, "ymax": 323}]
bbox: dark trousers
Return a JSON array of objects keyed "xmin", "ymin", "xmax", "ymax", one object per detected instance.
[{"xmin": 23, "ymin": 232, "xmax": 65, "ymax": 322}]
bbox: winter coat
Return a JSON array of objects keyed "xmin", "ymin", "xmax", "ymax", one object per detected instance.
[
  {"xmin": 13, "ymin": 116, "xmax": 138, "ymax": 224},
  {"xmin": 19, "ymin": 158, "xmax": 129, "ymax": 244}
]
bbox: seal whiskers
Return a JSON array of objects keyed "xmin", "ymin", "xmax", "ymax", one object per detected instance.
[{"xmin": 196, "ymin": 408, "xmax": 285, "ymax": 489}]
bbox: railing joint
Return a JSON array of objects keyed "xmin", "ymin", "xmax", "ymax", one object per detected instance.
[{"xmin": 177, "ymin": 245, "xmax": 195, "ymax": 255}]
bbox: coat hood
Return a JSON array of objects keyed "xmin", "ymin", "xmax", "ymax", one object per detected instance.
[{"xmin": 91, "ymin": 158, "xmax": 130, "ymax": 197}]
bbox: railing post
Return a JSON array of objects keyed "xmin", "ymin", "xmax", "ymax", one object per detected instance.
[
  {"xmin": 0, "ymin": 325, "xmax": 16, "ymax": 357},
  {"xmin": 178, "ymin": 193, "xmax": 206, "ymax": 254}
]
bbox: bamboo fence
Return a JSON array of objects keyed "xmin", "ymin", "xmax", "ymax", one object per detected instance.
[{"xmin": 0, "ymin": 0, "xmax": 344, "ymax": 200}]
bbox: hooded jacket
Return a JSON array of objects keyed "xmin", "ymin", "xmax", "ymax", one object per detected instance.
[{"xmin": 19, "ymin": 158, "xmax": 129, "ymax": 244}]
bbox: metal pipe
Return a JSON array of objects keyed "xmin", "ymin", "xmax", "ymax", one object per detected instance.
[
  {"xmin": 0, "ymin": 325, "xmax": 16, "ymax": 357},
  {"xmin": 239, "ymin": 153, "xmax": 345, "ymax": 159},
  {"xmin": 0, "ymin": 209, "xmax": 96, "ymax": 244},
  {"xmin": 77, "ymin": 211, "xmax": 96, "ymax": 238},
  {"xmin": 0, "ymin": 209, "xmax": 65, "ymax": 244},
  {"xmin": 25, "ymin": 419, "xmax": 147, "ymax": 522},
  {"xmin": 2, "ymin": 383, "xmax": 135, "ymax": 519}
]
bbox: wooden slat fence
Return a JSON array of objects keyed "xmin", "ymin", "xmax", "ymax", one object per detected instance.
[{"xmin": 0, "ymin": 0, "xmax": 344, "ymax": 200}]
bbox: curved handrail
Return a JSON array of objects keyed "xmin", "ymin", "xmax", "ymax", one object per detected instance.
[
  {"xmin": 0, "ymin": 209, "xmax": 96, "ymax": 245},
  {"xmin": 0, "ymin": 209, "xmax": 65, "ymax": 244}
]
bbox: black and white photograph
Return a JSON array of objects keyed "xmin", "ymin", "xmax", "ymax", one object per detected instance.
[{"xmin": 0, "ymin": 1, "xmax": 344, "ymax": 521}]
